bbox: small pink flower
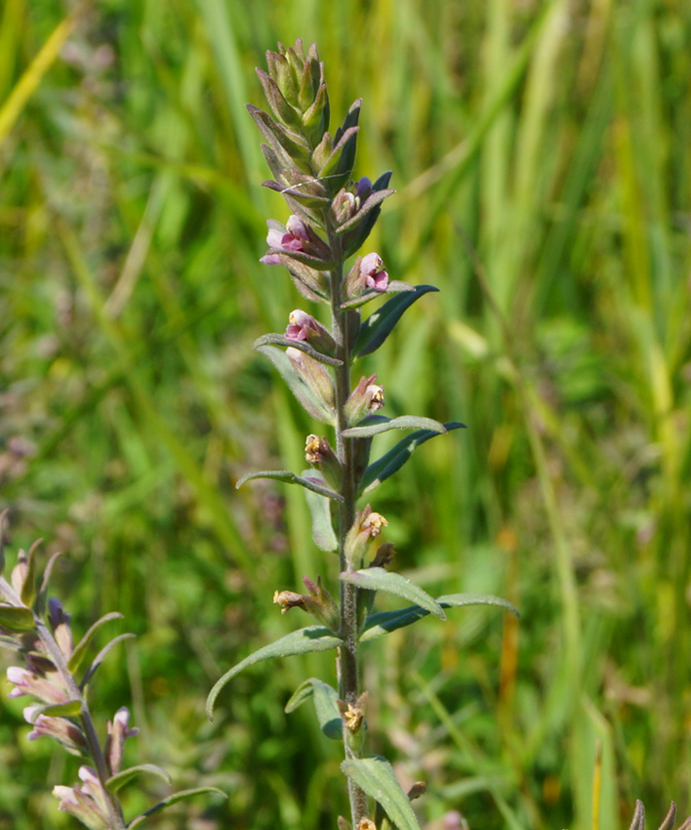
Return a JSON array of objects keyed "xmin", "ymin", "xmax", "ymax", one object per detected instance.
[
  {"xmin": 359, "ymin": 253, "xmax": 388, "ymax": 291},
  {"xmin": 6, "ymin": 666, "xmax": 68, "ymax": 705},
  {"xmin": 53, "ymin": 767, "xmax": 110, "ymax": 830},
  {"xmin": 25, "ymin": 707, "xmax": 88, "ymax": 755},
  {"xmin": 105, "ymin": 707, "xmax": 138, "ymax": 776},
  {"xmin": 286, "ymin": 310, "xmax": 320, "ymax": 341},
  {"xmin": 261, "ymin": 215, "xmax": 310, "ymax": 264},
  {"xmin": 344, "ymin": 375, "xmax": 385, "ymax": 425}
]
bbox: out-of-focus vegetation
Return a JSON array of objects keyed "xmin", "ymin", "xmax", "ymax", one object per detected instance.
[{"xmin": 1, "ymin": 1, "xmax": 690, "ymax": 828}]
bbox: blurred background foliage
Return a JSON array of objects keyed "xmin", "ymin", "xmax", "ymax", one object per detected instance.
[{"xmin": 1, "ymin": 0, "xmax": 690, "ymax": 828}]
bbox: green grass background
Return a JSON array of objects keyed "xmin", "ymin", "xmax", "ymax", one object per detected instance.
[{"xmin": 1, "ymin": 0, "xmax": 690, "ymax": 828}]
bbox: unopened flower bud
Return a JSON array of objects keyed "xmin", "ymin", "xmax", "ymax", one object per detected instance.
[
  {"xmin": 48, "ymin": 598, "xmax": 73, "ymax": 660},
  {"xmin": 331, "ymin": 188, "xmax": 358, "ymax": 225},
  {"xmin": 344, "ymin": 375, "xmax": 385, "ymax": 426},
  {"xmin": 286, "ymin": 348, "xmax": 335, "ymax": 418},
  {"xmin": 344, "ymin": 506, "xmax": 388, "ymax": 568},
  {"xmin": 105, "ymin": 707, "xmax": 138, "ymax": 776}
]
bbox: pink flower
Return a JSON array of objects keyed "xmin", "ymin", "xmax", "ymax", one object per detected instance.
[
  {"xmin": 6, "ymin": 666, "xmax": 68, "ymax": 705},
  {"xmin": 344, "ymin": 375, "xmax": 385, "ymax": 425},
  {"xmin": 105, "ymin": 707, "xmax": 138, "ymax": 776},
  {"xmin": 286, "ymin": 309, "xmax": 321, "ymax": 341},
  {"xmin": 25, "ymin": 706, "xmax": 88, "ymax": 755},
  {"xmin": 359, "ymin": 253, "xmax": 388, "ymax": 291},
  {"xmin": 53, "ymin": 767, "xmax": 110, "ymax": 830},
  {"xmin": 261, "ymin": 215, "xmax": 310, "ymax": 264}
]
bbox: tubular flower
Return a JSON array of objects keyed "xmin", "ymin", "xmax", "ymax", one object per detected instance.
[
  {"xmin": 273, "ymin": 576, "xmax": 338, "ymax": 629},
  {"xmin": 260, "ymin": 216, "xmax": 310, "ymax": 264},
  {"xmin": 344, "ymin": 375, "xmax": 385, "ymax": 425},
  {"xmin": 285, "ymin": 310, "xmax": 337, "ymax": 354},
  {"xmin": 359, "ymin": 252, "xmax": 388, "ymax": 291},
  {"xmin": 25, "ymin": 706, "xmax": 88, "ymax": 756},
  {"xmin": 104, "ymin": 707, "xmax": 138, "ymax": 776},
  {"xmin": 7, "ymin": 665, "xmax": 68, "ymax": 705},
  {"xmin": 344, "ymin": 505, "xmax": 389, "ymax": 568},
  {"xmin": 52, "ymin": 766, "xmax": 110, "ymax": 830}
]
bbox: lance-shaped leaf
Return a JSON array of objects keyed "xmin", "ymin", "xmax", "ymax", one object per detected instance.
[
  {"xmin": 360, "ymin": 593, "xmax": 519, "ymax": 642},
  {"xmin": 265, "ymin": 246, "xmax": 335, "ymax": 271},
  {"xmin": 343, "ymin": 415, "xmax": 447, "ymax": 439},
  {"xmin": 256, "ymin": 68, "xmax": 303, "ymax": 130},
  {"xmin": 206, "ymin": 626, "xmax": 342, "ymax": 721},
  {"xmin": 360, "ymin": 422, "xmax": 466, "ymax": 494},
  {"xmin": 19, "ymin": 538, "xmax": 42, "ymax": 608},
  {"xmin": 285, "ymin": 678, "xmax": 342, "ymax": 740},
  {"xmin": 80, "ymin": 633, "xmax": 135, "ymax": 689},
  {"xmin": 0, "ymin": 604, "xmax": 35, "ymax": 631},
  {"xmin": 353, "ymin": 285, "xmax": 440, "ymax": 358},
  {"xmin": 256, "ymin": 345, "xmax": 335, "ymax": 424},
  {"xmin": 341, "ymin": 756, "xmax": 421, "ymax": 830},
  {"xmin": 128, "ymin": 788, "xmax": 228, "ymax": 829},
  {"xmin": 68, "ymin": 612, "xmax": 124, "ymax": 674},
  {"xmin": 31, "ymin": 699, "xmax": 83, "ymax": 718},
  {"xmin": 304, "ymin": 484, "xmax": 339, "ymax": 552},
  {"xmin": 252, "ymin": 334, "xmax": 342, "ymax": 367},
  {"xmin": 107, "ymin": 763, "xmax": 172, "ymax": 793},
  {"xmin": 236, "ymin": 470, "xmax": 343, "ymax": 502},
  {"xmin": 340, "ymin": 568, "xmax": 446, "ymax": 620}
]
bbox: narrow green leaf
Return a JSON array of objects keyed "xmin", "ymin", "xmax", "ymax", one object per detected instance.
[
  {"xmin": 353, "ymin": 285, "xmax": 440, "ymax": 358},
  {"xmin": 341, "ymin": 756, "xmax": 421, "ymax": 830},
  {"xmin": 360, "ymin": 422, "xmax": 466, "ymax": 494},
  {"xmin": 340, "ymin": 568, "xmax": 446, "ymax": 620},
  {"xmin": 285, "ymin": 678, "xmax": 342, "ymax": 740},
  {"xmin": 343, "ymin": 416, "xmax": 447, "ymax": 439},
  {"xmin": 236, "ymin": 470, "xmax": 343, "ymax": 502},
  {"xmin": 107, "ymin": 764, "xmax": 172, "ymax": 793},
  {"xmin": 207, "ymin": 626, "xmax": 342, "ymax": 721},
  {"xmin": 19, "ymin": 538, "xmax": 42, "ymax": 608},
  {"xmin": 0, "ymin": 604, "xmax": 35, "ymax": 631},
  {"xmin": 80, "ymin": 633, "xmax": 135, "ymax": 689},
  {"xmin": 252, "ymin": 333, "xmax": 342, "ymax": 366},
  {"xmin": 127, "ymin": 787, "xmax": 227, "ymax": 829},
  {"xmin": 27, "ymin": 699, "xmax": 83, "ymax": 719},
  {"xmin": 256, "ymin": 344, "xmax": 335, "ymax": 424},
  {"xmin": 67, "ymin": 612, "xmax": 124, "ymax": 674},
  {"xmin": 303, "ymin": 481, "xmax": 339, "ymax": 552},
  {"xmin": 360, "ymin": 593, "xmax": 519, "ymax": 642}
]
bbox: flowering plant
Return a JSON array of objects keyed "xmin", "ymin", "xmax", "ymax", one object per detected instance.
[
  {"xmin": 0, "ymin": 511, "xmax": 224, "ymax": 829},
  {"xmin": 206, "ymin": 40, "xmax": 517, "ymax": 830}
]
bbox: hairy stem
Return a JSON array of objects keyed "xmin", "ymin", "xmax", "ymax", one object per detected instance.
[
  {"xmin": 34, "ymin": 618, "xmax": 127, "ymax": 830},
  {"xmin": 328, "ymin": 226, "xmax": 368, "ymax": 827}
]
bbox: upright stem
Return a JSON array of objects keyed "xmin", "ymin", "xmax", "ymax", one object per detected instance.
[{"xmin": 328, "ymin": 226, "xmax": 368, "ymax": 827}]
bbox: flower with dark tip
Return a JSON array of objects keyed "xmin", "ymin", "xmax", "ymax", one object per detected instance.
[{"xmin": 25, "ymin": 706, "xmax": 88, "ymax": 756}]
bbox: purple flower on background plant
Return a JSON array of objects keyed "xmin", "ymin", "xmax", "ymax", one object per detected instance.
[
  {"xmin": 7, "ymin": 666, "xmax": 68, "ymax": 705},
  {"xmin": 25, "ymin": 706, "xmax": 88, "ymax": 755},
  {"xmin": 53, "ymin": 766, "xmax": 110, "ymax": 830},
  {"xmin": 261, "ymin": 215, "xmax": 310, "ymax": 264},
  {"xmin": 359, "ymin": 253, "xmax": 388, "ymax": 291},
  {"xmin": 105, "ymin": 707, "xmax": 138, "ymax": 776}
]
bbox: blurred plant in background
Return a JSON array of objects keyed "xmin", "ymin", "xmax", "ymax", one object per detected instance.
[{"xmin": 1, "ymin": 1, "xmax": 690, "ymax": 829}]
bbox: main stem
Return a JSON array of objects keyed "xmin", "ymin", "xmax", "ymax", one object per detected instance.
[{"xmin": 328, "ymin": 227, "xmax": 368, "ymax": 828}]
